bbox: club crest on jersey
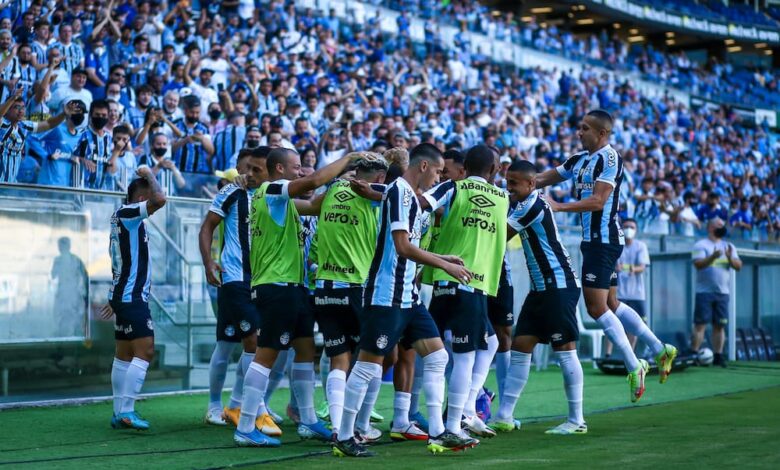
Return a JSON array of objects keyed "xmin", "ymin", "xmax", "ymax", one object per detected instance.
[
  {"xmin": 376, "ymin": 335, "xmax": 389, "ymax": 350},
  {"xmin": 469, "ymin": 194, "xmax": 495, "ymax": 209},
  {"xmin": 280, "ymin": 332, "xmax": 290, "ymax": 345},
  {"xmin": 146, "ymin": 319, "xmax": 154, "ymax": 331},
  {"xmin": 240, "ymin": 320, "xmax": 251, "ymax": 332},
  {"xmin": 225, "ymin": 325, "xmax": 235, "ymax": 337}
]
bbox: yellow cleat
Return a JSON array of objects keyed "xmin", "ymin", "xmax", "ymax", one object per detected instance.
[
  {"xmin": 256, "ymin": 413, "xmax": 283, "ymax": 436},
  {"xmin": 222, "ymin": 407, "xmax": 240, "ymax": 427},
  {"xmin": 656, "ymin": 344, "xmax": 678, "ymax": 384}
]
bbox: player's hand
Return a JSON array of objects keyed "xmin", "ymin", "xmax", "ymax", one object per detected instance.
[
  {"xmin": 99, "ymin": 303, "xmax": 114, "ymax": 319},
  {"xmin": 136, "ymin": 165, "xmax": 154, "ymax": 179},
  {"xmin": 444, "ymin": 262, "xmax": 472, "ymax": 285},
  {"xmin": 439, "ymin": 254, "xmax": 465, "ymax": 266},
  {"xmin": 205, "ymin": 260, "xmax": 223, "ymax": 286},
  {"xmin": 233, "ymin": 174, "xmax": 249, "ymax": 190},
  {"xmin": 546, "ymin": 198, "xmax": 561, "ymax": 211},
  {"xmin": 350, "ymin": 178, "xmax": 370, "ymax": 194}
]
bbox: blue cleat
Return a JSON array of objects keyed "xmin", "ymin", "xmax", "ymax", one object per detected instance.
[
  {"xmin": 234, "ymin": 429, "xmax": 282, "ymax": 447},
  {"xmin": 409, "ymin": 411, "xmax": 429, "ymax": 433},
  {"xmin": 116, "ymin": 411, "xmax": 150, "ymax": 430},
  {"xmin": 298, "ymin": 420, "xmax": 333, "ymax": 441}
]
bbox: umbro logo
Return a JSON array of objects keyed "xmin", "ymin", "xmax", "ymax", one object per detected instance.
[
  {"xmin": 334, "ymin": 191, "xmax": 355, "ymax": 203},
  {"xmin": 585, "ymin": 273, "xmax": 596, "ymax": 282},
  {"xmin": 469, "ymin": 194, "xmax": 495, "ymax": 209}
]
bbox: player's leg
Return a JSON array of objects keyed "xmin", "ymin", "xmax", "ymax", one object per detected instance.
[
  {"xmin": 317, "ymin": 353, "xmax": 331, "ymax": 419},
  {"xmin": 224, "ymin": 334, "xmax": 256, "ymax": 426},
  {"xmin": 390, "ymin": 345, "xmax": 427, "ymax": 441},
  {"xmin": 493, "ymin": 334, "xmax": 536, "ymax": 431},
  {"xmin": 209, "ymin": 283, "xmax": 247, "ymax": 425},
  {"xmin": 206, "ymin": 340, "xmax": 234, "ymax": 424},
  {"xmin": 111, "ymin": 339, "xmax": 132, "ymax": 426},
  {"xmin": 114, "ymin": 302, "xmax": 155, "ymax": 430},
  {"xmin": 463, "ymin": 318, "xmax": 498, "ymax": 434},
  {"xmin": 264, "ymin": 348, "xmax": 288, "ymax": 422}
]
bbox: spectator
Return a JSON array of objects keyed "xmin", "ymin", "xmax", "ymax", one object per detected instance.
[
  {"xmin": 48, "ymin": 67, "xmax": 92, "ymax": 114},
  {"xmin": 74, "ymin": 99, "xmax": 116, "ymax": 190},
  {"xmin": 39, "ymin": 99, "xmax": 87, "ymax": 187},
  {"xmin": 111, "ymin": 124, "xmax": 138, "ymax": 189},
  {"xmin": 171, "ymin": 95, "xmax": 215, "ymax": 174},
  {"xmin": 50, "ymin": 22, "xmax": 85, "ymax": 76},
  {"xmin": 676, "ymin": 191, "xmax": 702, "ymax": 237},
  {"xmin": 137, "ymin": 132, "xmax": 186, "ymax": 195},
  {"xmin": 691, "ymin": 218, "xmax": 742, "ymax": 367},
  {"xmin": 729, "ymin": 199, "xmax": 753, "ymax": 240}
]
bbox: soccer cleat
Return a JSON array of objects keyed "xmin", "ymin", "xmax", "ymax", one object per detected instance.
[
  {"xmin": 545, "ymin": 421, "xmax": 588, "ymax": 435},
  {"xmin": 390, "ymin": 422, "xmax": 428, "ymax": 441},
  {"xmin": 316, "ymin": 401, "xmax": 330, "ymax": 420},
  {"xmin": 489, "ymin": 418, "xmax": 516, "ymax": 433},
  {"xmin": 462, "ymin": 415, "xmax": 496, "ymax": 438},
  {"xmin": 110, "ymin": 414, "xmax": 122, "ymax": 429},
  {"xmin": 513, "ymin": 418, "xmax": 523, "ymax": 430},
  {"xmin": 356, "ymin": 425, "xmax": 382, "ymax": 444},
  {"xmin": 370, "ymin": 409, "xmax": 384, "ymax": 423},
  {"xmin": 655, "ymin": 344, "xmax": 679, "ymax": 384},
  {"xmin": 267, "ymin": 406, "xmax": 284, "ymax": 424},
  {"xmin": 409, "ymin": 411, "xmax": 429, "ymax": 433},
  {"xmin": 298, "ymin": 420, "xmax": 333, "ymax": 441},
  {"xmin": 628, "ymin": 359, "xmax": 650, "ymax": 403},
  {"xmin": 116, "ymin": 411, "xmax": 150, "ymax": 430},
  {"xmin": 427, "ymin": 431, "xmax": 479, "ymax": 454},
  {"xmin": 286, "ymin": 404, "xmax": 301, "ymax": 425},
  {"xmin": 255, "ymin": 413, "xmax": 283, "ymax": 436},
  {"xmin": 332, "ymin": 437, "xmax": 375, "ymax": 457},
  {"xmin": 233, "ymin": 428, "xmax": 281, "ymax": 447},
  {"xmin": 222, "ymin": 407, "xmax": 241, "ymax": 427},
  {"xmin": 205, "ymin": 408, "xmax": 227, "ymax": 426}
]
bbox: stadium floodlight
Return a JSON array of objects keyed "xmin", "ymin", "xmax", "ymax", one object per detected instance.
[
  {"xmin": 576, "ymin": 18, "xmax": 595, "ymax": 25},
  {"xmin": 530, "ymin": 7, "xmax": 553, "ymax": 14},
  {"xmin": 727, "ymin": 46, "xmax": 742, "ymax": 52}
]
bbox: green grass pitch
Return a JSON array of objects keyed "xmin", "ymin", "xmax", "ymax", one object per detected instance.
[{"xmin": 2, "ymin": 363, "xmax": 779, "ymax": 469}]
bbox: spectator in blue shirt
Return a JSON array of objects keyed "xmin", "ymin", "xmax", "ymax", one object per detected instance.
[
  {"xmin": 729, "ymin": 199, "xmax": 753, "ymax": 240},
  {"xmin": 40, "ymin": 99, "xmax": 87, "ymax": 187},
  {"xmin": 697, "ymin": 193, "xmax": 729, "ymax": 226}
]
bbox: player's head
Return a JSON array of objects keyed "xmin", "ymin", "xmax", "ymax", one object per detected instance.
[
  {"xmin": 266, "ymin": 147, "xmax": 302, "ymax": 181},
  {"xmin": 127, "ymin": 175, "xmax": 151, "ymax": 203},
  {"xmin": 506, "ymin": 159, "xmax": 537, "ymax": 202},
  {"xmin": 578, "ymin": 109, "xmax": 613, "ymax": 152},
  {"xmin": 442, "ymin": 149, "xmax": 465, "ymax": 182},
  {"xmin": 236, "ymin": 146, "xmax": 270, "ymax": 188},
  {"xmin": 464, "ymin": 145, "xmax": 497, "ymax": 180},
  {"xmin": 409, "ymin": 143, "xmax": 444, "ymax": 190},
  {"xmin": 354, "ymin": 154, "xmax": 389, "ymax": 184}
]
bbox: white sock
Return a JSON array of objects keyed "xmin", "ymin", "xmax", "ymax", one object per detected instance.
[
  {"xmin": 264, "ymin": 349, "xmax": 288, "ymax": 413},
  {"xmin": 615, "ymin": 302, "xmax": 664, "ymax": 356},
  {"xmin": 447, "ymin": 351, "xmax": 475, "ymax": 433},
  {"xmin": 111, "ymin": 358, "xmax": 130, "ymax": 416},
  {"xmin": 338, "ymin": 361, "xmax": 381, "ymax": 442},
  {"xmin": 286, "ymin": 350, "xmax": 298, "ymax": 410},
  {"xmin": 443, "ymin": 330, "xmax": 453, "ymax": 381},
  {"xmin": 408, "ymin": 354, "xmax": 424, "ymax": 417},
  {"xmin": 319, "ymin": 354, "xmax": 331, "ymax": 393},
  {"xmin": 356, "ymin": 376, "xmax": 381, "ymax": 432},
  {"xmin": 120, "ymin": 357, "xmax": 149, "ymax": 414},
  {"xmin": 237, "ymin": 362, "xmax": 269, "ymax": 433},
  {"xmin": 393, "ymin": 391, "xmax": 411, "ymax": 429},
  {"xmin": 292, "ymin": 362, "xmax": 317, "ymax": 425},
  {"xmin": 464, "ymin": 334, "xmax": 498, "ymax": 417},
  {"xmin": 497, "ymin": 351, "xmax": 531, "ymax": 420},
  {"xmin": 326, "ymin": 369, "xmax": 347, "ymax": 431},
  {"xmin": 495, "ymin": 350, "xmax": 510, "ymax": 401},
  {"xmin": 208, "ymin": 341, "xmax": 234, "ymax": 412},
  {"xmin": 228, "ymin": 352, "xmax": 254, "ymax": 409},
  {"xmin": 597, "ymin": 311, "xmax": 640, "ymax": 371},
  {"xmin": 423, "ymin": 349, "xmax": 448, "ymax": 437},
  {"xmin": 556, "ymin": 350, "xmax": 585, "ymax": 425}
]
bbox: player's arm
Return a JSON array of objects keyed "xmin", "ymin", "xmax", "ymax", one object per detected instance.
[
  {"xmin": 294, "ymin": 190, "xmax": 327, "ymax": 216},
  {"xmin": 392, "ymin": 230, "xmax": 471, "ymax": 284},
  {"xmin": 287, "ymin": 151, "xmax": 371, "ymax": 198},
  {"xmin": 548, "ymin": 180, "xmax": 612, "ymax": 213},
  {"xmin": 137, "ymin": 166, "xmax": 167, "ymax": 215},
  {"xmin": 199, "ymin": 212, "xmax": 224, "ymax": 286},
  {"xmin": 420, "ymin": 180, "xmax": 455, "ymax": 212},
  {"xmin": 506, "ymin": 225, "xmax": 518, "ymax": 241},
  {"xmin": 534, "ymin": 168, "xmax": 566, "ymax": 189},
  {"xmin": 349, "ymin": 179, "xmax": 384, "ymax": 201}
]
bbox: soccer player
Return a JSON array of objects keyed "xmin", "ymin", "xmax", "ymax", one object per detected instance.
[
  {"xmin": 332, "ymin": 143, "xmax": 476, "ymax": 457},
  {"xmin": 199, "ymin": 147, "xmax": 281, "ymax": 436},
  {"xmin": 233, "ymin": 148, "xmax": 371, "ymax": 447},
  {"xmin": 103, "ymin": 166, "xmax": 167, "ymax": 430},
  {"xmin": 536, "ymin": 110, "xmax": 677, "ymax": 401},
  {"xmin": 312, "ymin": 157, "xmax": 388, "ymax": 440},
  {"xmin": 493, "ymin": 160, "xmax": 586, "ymax": 435},
  {"xmin": 421, "ymin": 145, "xmax": 508, "ymax": 438}
]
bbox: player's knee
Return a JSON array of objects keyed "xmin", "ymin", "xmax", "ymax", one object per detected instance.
[
  {"xmin": 330, "ymin": 354, "xmax": 350, "ymax": 372},
  {"xmin": 137, "ymin": 343, "xmax": 155, "ymax": 362},
  {"xmin": 422, "ymin": 347, "xmax": 448, "ymax": 371},
  {"xmin": 553, "ymin": 341, "xmax": 577, "ymax": 352}
]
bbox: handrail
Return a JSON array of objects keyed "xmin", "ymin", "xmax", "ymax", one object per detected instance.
[
  {"xmin": 148, "ymin": 290, "xmax": 216, "ymax": 328},
  {"xmin": 147, "ymin": 292, "xmax": 189, "ymax": 349},
  {"xmin": 0, "ymin": 182, "xmax": 212, "ymax": 205},
  {"xmin": 145, "ymin": 215, "xmax": 194, "ymax": 264}
]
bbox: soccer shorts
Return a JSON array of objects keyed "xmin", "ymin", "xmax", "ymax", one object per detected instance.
[
  {"xmin": 111, "ymin": 300, "xmax": 154, "ymax": 341},
  {"xmin": 620, "ymin": 299, "xmax": 647, "ymax": 323},
  {"xmin": 252, "ymin": 284, "xmax": 314, "ymax": 350},
  {"xmin": 516, "ymin": 287, "xmax": 581, "ymax": 347},
  {"xmin": 313, "ymin": 285, "xmax": 364, "ymax": 357},
  {"xmin": 694, "ymin": 292, "xmax": 729, "ymax": 326},
  {"xmin": 359, "ymin": 302, "xmax": 440, "ymax": 356},
  {"xmin": 487, "ymin": 282, "xmax": 515, "ymax": 327},
  {"xmin": 429, "ymin": 282, "xmax": 492, "ymax": 353},
  {"xmin": 580, "ymin": 241, "xmax": 623, "ymax": 290},
  {"xmin": 217, "ymin": 281, "xmax": 260, "ymax": 342}
]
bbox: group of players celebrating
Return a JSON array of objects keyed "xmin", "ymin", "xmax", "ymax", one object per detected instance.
[{"xmin": 104, "ymin": 109, "xmax": 678, "ymax": 457}]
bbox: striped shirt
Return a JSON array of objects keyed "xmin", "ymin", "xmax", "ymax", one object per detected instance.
[
  {"xmin": 73, "ymin": 127, "xmax": 113, "ymax": 190},
  {"xmin": 0, "ymin": 60, "xmax": 37, "ymax": 103},
  {"xmin": 365, "ymin": 177, "xmax": 422, "ymax": 309},
  {"xmin": 555, "ymin": 144, "xmax": 625, "ymax": 245},
  {"xmin": 50, "ymin": 41, "xmax": 84, "ymax": 75},
  {"xmin": 209, "ymin": 184, "xmax": 255, "ymax": 285},
  {"xmin": 0, "ymin": 118, "xmax": 36, "ymax": 183},
  {"xmin": 173, "ymin": 119, "xmax": 212, "ymax": 173},
  {"xmin": 31, "ymin": 41, "xmax": 48, "ymax": 67},
  {"xmin": 213, "ymin": 125, "xmax": 246, "ymax": 171},
  {"xmin": 508, "ymin": 190, "xmax": 580, "ymax": 292},
  {"xmin": 109, "ymin": 201, "xmax": 151, "ymax": 303}
]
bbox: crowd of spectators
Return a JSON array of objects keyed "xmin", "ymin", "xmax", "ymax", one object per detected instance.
[{"xmin": 0, "ymin": 0, "xmax": 778, "ymax": 242}]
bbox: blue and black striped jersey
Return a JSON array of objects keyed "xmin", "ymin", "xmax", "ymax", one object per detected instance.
[
  {"xmin": 109, "ymin": 201, "xmax": 152, "ymax": 303},
  {"xmin": 209, "ymin": 184, "xmax": 255, "ymax": 285}
]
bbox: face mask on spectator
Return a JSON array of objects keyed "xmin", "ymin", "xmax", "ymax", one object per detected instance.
[
  {"xmin": 714, "ymin": 227, "xmax": 728, "ymax": 238},
  {"xmin": 185, "ymin": 115, "xmax": 199, "ymax": 125},
  {"xmin": 91, "ymin": 116, "xmax": 108, "ymax": 129},
  {"xmin": 107, "ymin": 92, "xmax": 121, "ymax": 102},
  {"xmin": 624, "ymin": 227, "xmax": 636, "ymax": 239},
  {"xmin": 70, "ymin": 113, "xmax": 85, "ymax": 126},
  {"xmin": 208, "ymin": 109, "xmax": 221, "ymax": 120},
  {"xmin": 153, "ymin": 147, "xmax": 168, "ymax": 158},
  {"xmin": 246, "ymin": 139, "xmax": 260, "ymax": 148}
]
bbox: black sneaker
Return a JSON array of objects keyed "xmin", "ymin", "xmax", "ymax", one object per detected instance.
[
  {"xmin": 332, "ymin": 436, "xmax": 375, "ymax": 457},
  {"xmin": 427, "ymin": 431, "xmax": 479, "ymax": 453},
  {"xmin": 713, "ymin": 353, "xmax": 728, "ymax": 368}
]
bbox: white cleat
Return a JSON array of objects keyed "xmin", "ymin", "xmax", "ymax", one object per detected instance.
[
  {"xmin": 266, "ymin": 406, "xmax": 284, "ymax": 425},
  {"xmin": 204, "ymin": 408, "xmax": 227, "ymax": 426},
  {"xmin": 462, "ymin": 415, "xmax": 496, "ymax": 438},
  {"xmin": 356, "ymin": 425, "xmax": 383, "ymax": 444},
  {"xmin": 545, "ymin": 421, "xmax": 588, "ymax": 435}
]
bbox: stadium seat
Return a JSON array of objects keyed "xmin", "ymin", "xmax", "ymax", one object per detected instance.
[
  {"xmin": 752, "ymin": 328, "xmax": 768, "ymax": 361},
  {"xmin": 577, "ymin": 306, "xmax": 604, "ymax": 368},
  {"xmin": 736, "ymin": 329, "xmax": 748, "ymax": 361}
]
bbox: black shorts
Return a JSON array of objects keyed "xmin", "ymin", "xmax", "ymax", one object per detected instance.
[
  {"xmin": 111, "ymin": 300, "xmax": 154, "ymax": 341},
  {"xmin": 620, "ymin": 299, "xmax": 647, "ymax": 323},
  {"xmin": 487, "ymin": 282, "xmax": 514, "ymax": 327},
  {"xmin": 694, "ymin": 292, "xmax": 729, "ymax": 326},
  {"xmin": 314, "ymin": 286, "xmax": 364, "ymax": 357},
  {"xmin": 253, "ymin": 284, "xmax": 314, "ymax": 350},
  {"xmin": 580, "ymin": 242, "xmax": 623, "ymax": 290},
  {"xmin": 429, "ymin": 283, "xmax": 491, "ymax": 353},
  {"xmin": 516, "ymin": 287, "xmax": 581, "ymax": 347},
  {"xmin": 359, "ymin": 302, "xmax": 440, "ymax": 356},
  {"xmin": 217, "ymin": 282, "xmax": 260, "ymax": 342}
]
